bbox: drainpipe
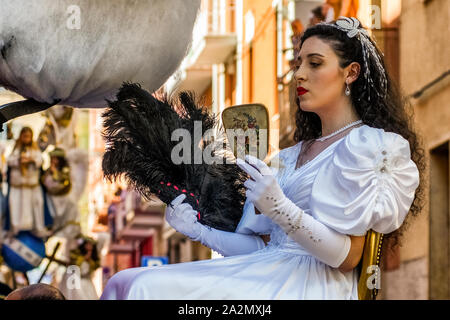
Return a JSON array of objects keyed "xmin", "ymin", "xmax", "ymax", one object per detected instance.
[
  {"xmin": 274, "ymin": 0, "xmax": 283, "ymax": 152},
  {"xmin": 235, "ymin": 0, "xmax": 243, "ymax": 104}
]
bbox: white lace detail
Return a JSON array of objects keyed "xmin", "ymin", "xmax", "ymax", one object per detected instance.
[{"xmin": 265, "ymin": 143, "xmax": 310, "ymax": 251}]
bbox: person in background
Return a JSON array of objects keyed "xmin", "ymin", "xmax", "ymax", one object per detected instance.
[
  {"xmin": 41, "ymin": 147, "xmax": 82, "ymax": 264},
  {"xmin": 309, "ymin": 6, "xmax": 326, "ymax": 27},
  {"xmin": 5, "ymin": 283, "xmax": 65, "ymax": 300},
  {"xmin": 4, "ymin": 127, "xmax": 48, "ymax": 238},
  {"xmin": 59, "ymin": 237, "xmax": 100, "ymax": 300},
  {"xmin": 322, "ymin": 2, "xmax": 335, "ymax": 23}
]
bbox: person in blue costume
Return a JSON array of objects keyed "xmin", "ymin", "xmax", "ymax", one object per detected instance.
[{"xmin": 101, "ymin": 17, "xmax": 424, "ymax": 300}]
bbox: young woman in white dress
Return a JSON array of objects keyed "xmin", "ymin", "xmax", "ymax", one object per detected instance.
[{"xmin": 100, "ymin": 17, "xmax": 423, "ymax": 300}]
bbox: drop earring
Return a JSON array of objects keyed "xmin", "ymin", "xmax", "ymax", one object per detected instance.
[{"xmin": 345, "ymin": 83, "xmax": 351, "ymax": 96}]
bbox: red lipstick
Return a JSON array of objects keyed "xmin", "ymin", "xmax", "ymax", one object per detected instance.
[{"xmin": 297, "ymin": 86, "xmax": 308, "ymax": 96}]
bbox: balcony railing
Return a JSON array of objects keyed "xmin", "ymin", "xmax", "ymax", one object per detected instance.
[{"xmin": 167, "ymin": 0, "xmax": 237, "ymax": 94}]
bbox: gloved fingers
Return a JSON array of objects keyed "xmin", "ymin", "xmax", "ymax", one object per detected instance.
[
  {"xmin": 166, "ymin": 196, "xmax": 185, "ymax": 218},
  {"xmin": 169, "ymin": 194, "xmax": 187, "ymax": 209},
  {"xmin": 190, "ymin": 209, "xmax": 200, "ymax": 218},
  {"xmin": 176, "ymin": 207, "xmax": 198, "ymax": 223},
  {"xmin": 187, "ymin": 209, "xmax": 200, "ymax": 223},
  {"xmin": 181, "ymin": 206, "xmax": 199, "ymax": 217},
  {"xmin": 243, "ymin": 179, "xmax": 256, "ymax": 191},
  {"xmin": 236, "ymin": 158, "xmax": 263, "ymax": 181},
  {"xmin": 172, "ymin": 203, "xmax": 193, "ymax": 217},
  {"xmin": 245, "ymin": 155, "xmax": 272, "ymax": 176}
]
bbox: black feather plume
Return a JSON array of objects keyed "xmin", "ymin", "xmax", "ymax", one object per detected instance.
[{"xmin": 102, "ymin": 83, "xmax": 247, "ymax": 232}]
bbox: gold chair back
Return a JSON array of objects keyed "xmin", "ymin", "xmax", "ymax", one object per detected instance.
[{"xmin": 357, "ymin": 230, "xmax": 384, "ymax": 300}]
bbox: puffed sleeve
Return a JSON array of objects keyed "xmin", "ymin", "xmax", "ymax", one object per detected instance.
[{"xmin": 309, "ymin": 126, "xmax": 420, "ymax": 236}]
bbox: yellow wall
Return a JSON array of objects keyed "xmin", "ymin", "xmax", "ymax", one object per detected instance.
[
  {"xmin": 240, "ymin": 0, "xmax": 281, "ymax": 152},
  {"xmin": 400, "ymin": 0, "xmax": 450, "ymax": 263},
  {"xmin": 244, "ymin": 1, "xmax": 277, "ymax": 104}
]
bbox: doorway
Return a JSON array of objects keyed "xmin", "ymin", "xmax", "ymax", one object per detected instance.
[{"xmin": 429, "ymin": 141, "xmax": 449, "ymax": 299}]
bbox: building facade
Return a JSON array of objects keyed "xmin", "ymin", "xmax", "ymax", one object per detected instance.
[{"xmin": 380, "ymin": 0, "xmax": 450, "ymax": 300}]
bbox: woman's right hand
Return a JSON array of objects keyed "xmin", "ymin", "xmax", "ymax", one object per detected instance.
[
  {"xmin": 166, "ymin": 194, "xmax": 267, "ymax": 257},
  {"xmin": 165, "ymin": 194, "xmax": 202, "ymax": 240}
]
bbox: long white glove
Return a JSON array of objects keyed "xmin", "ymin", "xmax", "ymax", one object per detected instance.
[
  {"xmin": 165, "ymin": 194, "xmax": 266, "ymax": 257},
  {"xmin": 236, "ymin": 155, "xmax": 351, "ymax": 268}
]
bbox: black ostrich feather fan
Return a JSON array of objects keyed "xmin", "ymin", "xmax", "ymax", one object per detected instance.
[{"xmin": 102, "ymin": 82, "xmax": 247, "ymax": 232}]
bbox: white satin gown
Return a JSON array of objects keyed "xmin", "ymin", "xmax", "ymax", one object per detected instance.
[{"xmin": 100, "ymin": 125, "xmax": 419, "ymax": 300}]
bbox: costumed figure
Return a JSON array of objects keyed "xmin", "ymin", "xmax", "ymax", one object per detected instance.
[
  {"xmin": 41, "ymin": 148, "xmax": 72, "ymax": 198},
  {"xmin": 4, "ymin": 127, "xmax": 52, "ymax": 238},
  {"xmin": 36, "ymin": 106, "xmax": 89, "ymax": 291},
  {"xmin": 41, "ymin": 147, "xmax": 82, "ymax": 259},
  {"xmin": 38, "ymin": 106, "xmax": 88, "ymax": 256},
  {"xmin": 38, "ymin": 106, "xmax": 76, "ymax": 152},
  {"xmin": 100, "ymin": 17, "xmax": 423, "ymax": 300},
  {"xmin": 59, "ymin": 236, "xmax": 100, "ymax": 300}
]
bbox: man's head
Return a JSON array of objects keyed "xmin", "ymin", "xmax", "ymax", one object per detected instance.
[{"xmin": 5, "ymin": 283, "xmax": 65, "ymax": 300}]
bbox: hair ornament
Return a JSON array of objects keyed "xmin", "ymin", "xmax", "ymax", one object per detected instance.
[{"xmin": 319, "ymin": 17, "xmax": 388, "ymax": 100}]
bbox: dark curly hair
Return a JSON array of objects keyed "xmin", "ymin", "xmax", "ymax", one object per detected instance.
[{"xmin": 293, "ymin": 20, "xmax": 425, "ymax": 250}]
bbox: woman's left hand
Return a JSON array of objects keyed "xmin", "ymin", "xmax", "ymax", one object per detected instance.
[
  {"xmin": 236, "ymin": 155, "xmax": 287, "ymax": 219},
  {"xmin": 165, "ymin": 194, "xmax": 202, "ymax": 240}
]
